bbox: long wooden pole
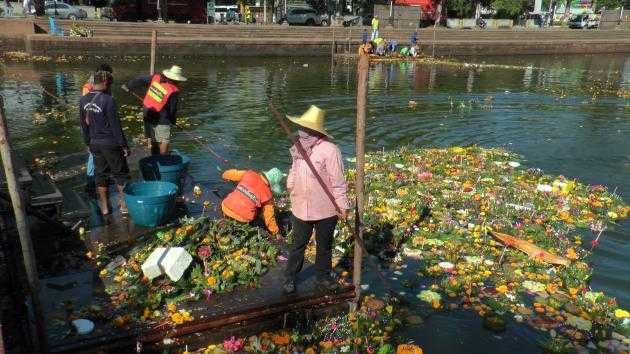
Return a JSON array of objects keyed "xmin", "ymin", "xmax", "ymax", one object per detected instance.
[
  {"xmin": 150, "ymin": 30, "xmax": 157, "ymax": 75},
  {"xmin": 0, "ymin": 96, "xmax": 48, "ymax": 353},
  {"xmin": 353, "ymin": 54, "xmax": 369, "ymax": 303}
]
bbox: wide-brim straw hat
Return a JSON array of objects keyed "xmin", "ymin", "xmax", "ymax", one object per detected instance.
[
  {"xmin": 162, "ymin": 65, "xmax": 187, "ymax": 82},
  {"xmin": 286, "ymin": 105, "xmax": 332, "ymax": 138}
]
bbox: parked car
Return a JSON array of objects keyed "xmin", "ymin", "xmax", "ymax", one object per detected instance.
[
  {"xmin": 213, "ymin": 5, "xmax": 239, "ymax": 23},
  {"xmin": 44, "ymin": 1, "xmax": 87, "ymax": 19},
  {"xmin": 279, "ymin": 6, "xmax": 328, "ymax": 26},
  {"xmin": 568, "ymin": 14, "xmax": 598, "ymax": 29}
]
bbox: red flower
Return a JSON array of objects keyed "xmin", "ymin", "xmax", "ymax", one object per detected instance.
[
  {"xmin": 198, "ymin": 246, "xmax": 212, "ymax": 259},
  {"xmin": 590, "ymin": 239, "xmax": 599, "ymax": 248}
]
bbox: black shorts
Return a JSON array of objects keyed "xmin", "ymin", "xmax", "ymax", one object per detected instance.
[{"xmin": 90, "ymin": 144, "xmax": 129, "ymax": 187}]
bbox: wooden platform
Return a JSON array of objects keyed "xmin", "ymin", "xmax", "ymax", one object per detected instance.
[{"xmin": 45, "ymin": 180, "xmax": 354, "ymax": 353}]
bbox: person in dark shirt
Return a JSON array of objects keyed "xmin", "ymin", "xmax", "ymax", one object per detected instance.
[
  {"xmin": 124, "ymin": 65, "xmax": 186, "ymax": 155},
  {"xmin": 80, "ymin": 70, "xmax": 130, "ymax": 216}
]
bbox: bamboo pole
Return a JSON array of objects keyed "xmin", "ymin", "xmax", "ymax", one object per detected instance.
[
  {"xmin": 331, "ymin": 28, "xmax": 336, "ymax": 66},
  {"xmin": 150, "ymin": 30, "xmax": 157, "ymax": 75},
  {"xmin": 353, "ymin": 53, "xmax": 369, "ymax": 303},
  {"xmin": 0, "ymin": 96, "xmax": 48, "ymax": 353}
]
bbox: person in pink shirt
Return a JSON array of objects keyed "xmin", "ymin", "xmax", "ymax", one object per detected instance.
[{"xmin": 283, "ymin": 105, "xmax": 350, "ymax": 294}]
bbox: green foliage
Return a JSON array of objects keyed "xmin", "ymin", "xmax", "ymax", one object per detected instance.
[
  {"xmin": 306, "ymin": 0, "xmax": 329, "ymax": 14},
  {"xmin": 595, "ymin": 0, "xmax": 624, "ymax": 10},
  {"xmin": 491, "ymin": 0, "xmax": 532, "ymax": 18},
  {"xmin": 448, "ymin": 0, "xmax": 474, "ymax": 18}
]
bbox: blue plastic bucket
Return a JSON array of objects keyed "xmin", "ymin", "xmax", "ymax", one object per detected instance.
[
  {"xmin": 123, "ymin": 181, "xmax": 178, "ymax": 227},
  {"xmin": 139, "ymin": 155, "xmax": 185, "ymax": 188},
  {"xmin": 170, "ymin": 149, "xmax": 191, "ymax": 171}
]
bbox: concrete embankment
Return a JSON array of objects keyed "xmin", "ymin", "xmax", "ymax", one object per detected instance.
[{"xmin": 1, "ymin": 18, "xmax": 630, "ymax": 56}]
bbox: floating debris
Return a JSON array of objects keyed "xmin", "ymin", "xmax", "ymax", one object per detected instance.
[{"xmin": 336, "ymin": 146, "xmax": 629, "ymax": 348}]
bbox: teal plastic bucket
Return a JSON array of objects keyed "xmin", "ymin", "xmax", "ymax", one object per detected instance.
[
  {"xmin": 170, "ymin": 149, "xmax": 191, "ymax": 171},
  {"xmin": 123, "ymin": 181, "xmax": 178, "ymax": 227},
  {"xmin": 139, "ymin": 154, "xmax": 184, "ymax": 188}
]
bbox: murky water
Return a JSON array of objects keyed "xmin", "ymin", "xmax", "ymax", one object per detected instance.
[{"xmin": 1, "ymin": 53, "xmax": 629, "ymax": 352}]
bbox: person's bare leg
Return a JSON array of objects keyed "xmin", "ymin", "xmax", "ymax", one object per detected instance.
[
  {"xmin": 97, "ymin": 186, "xmax": 109, "ymax": 215},
  {"xmin": 151, "ymin": 142, "xmax": 160, "ymax": 155},
  {"xmin": 159, "ymin": 142, "xmax": 169, "ymax": 155},
  {"xmin": 116, "ymin": 184, "xmax": 127, "ymax": 212}
]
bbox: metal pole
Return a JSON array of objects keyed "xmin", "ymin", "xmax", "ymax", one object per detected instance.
[
  {"xmin": 150, "ymin": 30, "xmax": 157, "ymax": 75},
  {"xmin": 353, "ymin": 53, "xmax": 369, "ymax": 304},
  {"xmin": 0, "ymin": 96, "xmax": 48, "ymax": 353}
]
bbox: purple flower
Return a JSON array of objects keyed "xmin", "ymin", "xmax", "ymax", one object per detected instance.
[{"xmin": 203, "ymin": 288, "xmax": 213, "ymax": 301}]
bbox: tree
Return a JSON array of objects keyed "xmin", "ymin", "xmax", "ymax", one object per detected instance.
[
  {"xmin": 306, "ymin": 0, "xmax": 329, "ymax": 14},
  {"xmin": 448, "ymin": 0, "xmax": 474, "ymax": 18},
  {"xmin": 34, "ymin": 0, "xmax": 44, "ymax": 15},
  {"xmin": 595, "ymin": 0, "xmax": 623, "ymax": 10},
  {"xmin": 491, "ymin": 0, "xmax": 532, "ymax": 18}
]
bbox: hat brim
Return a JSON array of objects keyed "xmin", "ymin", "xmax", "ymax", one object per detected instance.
[
  {"xmin": 286, "ymin": 115, "xmax": 333, "ymax": 139},
  {"xmin": 162, "ymin": 70, "xmax": 187, "ymax": 82}
]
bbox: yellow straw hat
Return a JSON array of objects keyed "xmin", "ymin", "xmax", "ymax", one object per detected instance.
[
  {"xmin": 286, "ymin": 105, "xmax": 332, "ymax": 138},
  {"xmin": 162, "ymin": 65, "xmax": 187, "ymax": 82}
]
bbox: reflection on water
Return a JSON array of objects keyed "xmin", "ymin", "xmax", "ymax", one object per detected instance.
[{"xmin": 1, "ymin": 54, "xmax": 629, "ymax": 352}]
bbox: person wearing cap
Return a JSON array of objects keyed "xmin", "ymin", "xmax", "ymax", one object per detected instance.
[
  {"xmin": 221, "ymin": 167, "xmax": 284, "ymax": 235},
  {"xmin": 283, "ymin": 105, "xmax": 350, "ymax": 294},
  {"xmin": 124, "ymin": 65, "xmax": 187, "ymax": 155}
]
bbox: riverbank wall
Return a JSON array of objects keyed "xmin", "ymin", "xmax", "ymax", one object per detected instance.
[{"xmin": 2, "ymin": 18, "xmax": 630, "ymax": 56}]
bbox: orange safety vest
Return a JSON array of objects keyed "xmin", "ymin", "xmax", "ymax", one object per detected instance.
[
  {"xmin": 143, "ymin": 74, "xmax": 179, "ymax": 112},
  {"xmin": 81, "ymin": 82, "xmax": 93, "ymax": 96},
  {"xmin": 222, "ymin": 171, "xmax": 273, "ymax": 222}
]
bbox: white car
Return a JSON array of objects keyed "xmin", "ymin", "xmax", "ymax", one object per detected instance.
[
  {"xmin": 44, "ymin": 1, "xmax": 87, "ymax": 20},
  {"xmin": 279, "ymin": 6, "xmax": 329, "ymax": 26}
]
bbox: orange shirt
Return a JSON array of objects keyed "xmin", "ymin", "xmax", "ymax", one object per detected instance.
[{"xmin": 221, "ymin": 169, "xmax": 279, "ymax": 235}]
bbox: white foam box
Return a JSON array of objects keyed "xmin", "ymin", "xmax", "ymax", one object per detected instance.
[
  {"xmin": 142, "ymin": 247, "xmax": 167, "ymax": 281},
  {"xmin": 161, "ymin": 247, "xmax": 193, "ymax": 282},
  {"xmin": 141, "ymin": 247, "xmax": 193, "ymax": 282}
]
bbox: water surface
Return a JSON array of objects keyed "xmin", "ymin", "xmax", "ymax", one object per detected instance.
[{"xmin": 0, "ymin": 53, "xmax": 628, "ymax": 352}]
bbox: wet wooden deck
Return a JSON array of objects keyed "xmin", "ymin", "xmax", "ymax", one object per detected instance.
[{"xmin": 46, "ymin": 178, "xmax": 354, "ymax": 353}]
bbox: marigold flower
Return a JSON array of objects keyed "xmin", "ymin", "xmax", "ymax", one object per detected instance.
[
  {"xmin": 167, "ymin": 303, "xmax": 177, "ymax": 313},
  {"xmin": 207, "ymin": 276, "xmax": 217, "ymax": 287},
  {"xmin": 171, "ymin": 312, "xmax": 184, "ymax": 325}
]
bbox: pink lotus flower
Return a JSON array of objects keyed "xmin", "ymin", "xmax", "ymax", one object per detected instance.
[
  {"xmin": 223, "ymin": 336, "xmax": 244, "ymax": 352},
  {"xmin": 277, "ymin": 255, "xmax": 288, "ymax": 262}
]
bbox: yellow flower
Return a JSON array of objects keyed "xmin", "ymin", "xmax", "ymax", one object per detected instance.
[
  {"xmin": 181, "ymin": 310, "xmax": 193, "ymax": 322},
  {"xmin": 496, "ymin": 285, "xmax": 508, "ymax": 294},
  {"xmin": 167, "ymin": 303, "xmax": 177, "ymax": 313},
  {"xmin": 222, "ymin": 269, "xmax": 233, "ymax": 279},
  {"xmin": 546, "ymin": 283, "xmax": 558, "ymax": 294},
  {"xmin": 607, "ymin": 211, "xmax": 618, "ymax": 220},
  {"xmin": 207, "ymin": 276, "xmax": 217, "ymax": 286},
  {"xmin": 171, "ymin": 312, "xmax": 184, "ymax": 325},
  {"xmin": 614, "ymin": 309, "xmax": 630, "ymax": 318},
  {"xmin": 99, "ymin": 269, "xmax": 108, "ymax": 277},
  {"xmin": 569, "ymin": 288, "xmax": 579, "ymax": 297},
  {"xmin": 566, "ymin": 248, "xmax": 578, "ymax": 260}
]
